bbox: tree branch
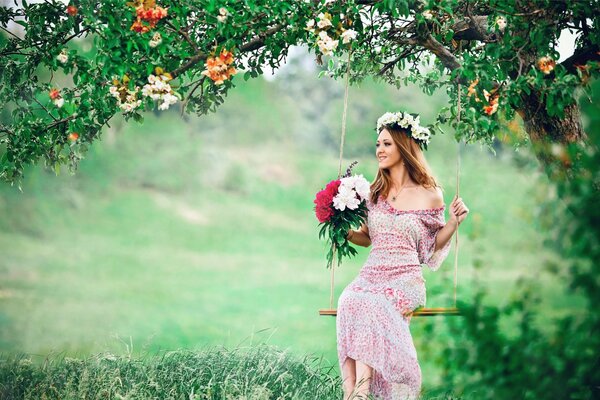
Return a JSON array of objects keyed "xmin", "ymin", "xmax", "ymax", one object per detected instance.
[
  {"xmin": 164, "ymin": 20, "xmax": 199, "ymax": 53},
  {"xmin": 560, "ymin": 45, "xmax": 600, "ymax": 74},
  {"xmin": 416, "ymin": 34, "xmax": 462, "ymax": 72},
  {"xmin": 171, "ymin": 23, "xmax": 285, "ymax": 78},
  {"xmin": 46, "ymin": 115, "xmax": 76, "ymax": 130}
]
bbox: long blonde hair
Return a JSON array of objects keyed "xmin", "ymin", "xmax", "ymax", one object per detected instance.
[{"xmin": 371, "ymin": 126, "xmax": 440, "ymax": 204}]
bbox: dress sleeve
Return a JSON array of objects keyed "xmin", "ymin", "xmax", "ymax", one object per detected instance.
[{"xmin": 418, "ymin": 209, "xmax": 452, "ymax": 271}]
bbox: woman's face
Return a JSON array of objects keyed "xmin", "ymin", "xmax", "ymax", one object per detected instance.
[{"xmin": 376, "ymin": 128, "xmax": 402, "ymax": 169}]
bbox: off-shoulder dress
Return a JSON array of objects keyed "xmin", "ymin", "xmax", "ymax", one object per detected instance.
[{"xmin": 336, "ymin": 196, "xmax": 452, "ymax": 399}]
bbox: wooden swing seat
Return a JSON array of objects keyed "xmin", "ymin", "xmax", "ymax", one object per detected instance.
[{"xmin": 319, "ymin": 307, "xmax": 461, "ymax": 317}]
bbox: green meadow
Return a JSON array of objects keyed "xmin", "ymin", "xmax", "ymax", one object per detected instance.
[{"xmin": 0, "ymin": 70, "xmax": 579, "ymax": 396}]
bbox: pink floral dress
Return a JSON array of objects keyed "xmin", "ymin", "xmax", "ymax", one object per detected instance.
[{"xmin": 336, "ymin": 196, "xmax": 452, "ymax": 399}]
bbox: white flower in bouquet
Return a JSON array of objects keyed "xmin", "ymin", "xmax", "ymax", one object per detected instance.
[
  {"xmin": 333, "ymin": 185, "xmax": 361, "ymax": 211},
  {"xmin": 353, "ymin": 175, "xmax": 371, "ymax": 200},
  {"xmin": 306, "ymin": 19, "xmax": 315, "ymax": 32}
]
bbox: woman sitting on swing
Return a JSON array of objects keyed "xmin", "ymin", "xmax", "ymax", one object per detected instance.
[{"xmin": 337, "ymin": 112, "xmax": 469, "ymax": 400}]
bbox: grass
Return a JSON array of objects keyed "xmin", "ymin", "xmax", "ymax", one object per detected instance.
[
  {"xmin": 0, "ymin": 345, "xmax": 478, "ymax": 399},
  {"xmin": 0, "ymin": 345, "xmax": 342, "ymax": 400}
]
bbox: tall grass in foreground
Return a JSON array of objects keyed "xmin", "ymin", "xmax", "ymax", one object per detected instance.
[
  {"xmin": 0, "ymin": 345, "xmax": 463, "ymax": 399},
  {"xmin": 0, "ymin": 345, "xmax": 340, "ymax": 399}
]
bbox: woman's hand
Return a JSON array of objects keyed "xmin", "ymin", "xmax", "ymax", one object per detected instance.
[{"xmin": 449, "ymin": 195, "xmax": 469, "ymax": 227}]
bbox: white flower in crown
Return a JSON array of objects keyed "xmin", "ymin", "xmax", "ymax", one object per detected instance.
[
  {"xmin": 397, "ymin": 112, "xmax": 412, "ymax": 128},
  {"xmin": 376, "ymin": 111, "xmax": 432, "ymax": 147},
  {"xmin": 376, "ymin": 112, "xmax": 398, "ymax": 132}
]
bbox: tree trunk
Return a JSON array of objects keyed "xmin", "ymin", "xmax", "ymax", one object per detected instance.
[{"xmin": 517, "ymin": 90, "xmax": 587, "ymax": 174}]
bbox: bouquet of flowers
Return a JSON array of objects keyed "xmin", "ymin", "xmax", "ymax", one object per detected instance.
[{"xmin": 314, "ymin": 162, "xmax": 370, "ymax": 269}]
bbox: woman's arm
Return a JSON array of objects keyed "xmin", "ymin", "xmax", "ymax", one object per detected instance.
[
  {"xmin": 346, "ymin": 223, "xmax": 371, "ymax": 247},
  {"xmin": 434, "ymin": 195, "xmax": 469, "ymax": 251},
  {"xmin": 434, "ymin": 219, "xmax": 458, "ymax": 251}
]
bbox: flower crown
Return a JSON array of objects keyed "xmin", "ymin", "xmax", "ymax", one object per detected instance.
[{"xmin": 376, "ymin": 111, "xmax": 432, "ymax": 149}]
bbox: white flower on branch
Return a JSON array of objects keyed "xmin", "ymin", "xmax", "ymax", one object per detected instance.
[
  {"xmin": 341, "ymin": 29, "xmax": 357, "ymax": 44},
  {"xmin": 316, "ymin": 31, "xmax": 339, "ymax": 56},
  {"xmin": 317, "ymin": 12, "xmax": 332, "ymax": 29},
  {"xmin": 56, "ymin": 49, "xmax": 69, "ymax": 64},
  {"xmin": 495, "ymin": 16, "xmax": 507, "ymax": 32},
  {"xmin": 217, "ymin": 7, "xmax": 228, "ymax": 22},
  {"xmin": 149, "ymin": 32, "xmax": 162, "ymax": 48}
]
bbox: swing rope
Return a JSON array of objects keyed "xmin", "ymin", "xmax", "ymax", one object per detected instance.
[
  {"xmin": 453, "ymin": 79, "xmax": 461, "ymax": 309},
  {"xmin": 329, "ymin": 46, "xmax": 354, "ymax": 311},
  {"xmin": 321, "ymin": 44, "xmax": 463, "ymax": 317}
]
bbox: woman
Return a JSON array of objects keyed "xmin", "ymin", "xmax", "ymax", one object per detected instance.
[{"xmin": 336, "ymin": 112, "xmax": 469, "ymax": 400}]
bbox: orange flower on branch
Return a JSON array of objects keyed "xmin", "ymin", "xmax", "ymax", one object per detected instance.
[
  {"xmin": 49, "ymin": 88, "xmax": 61, "ymax": 100},
  {"xmin": 467, "ymin": 78, "xmax": 480, "ymax": 101},
  {"xmin": 130, "ymin": 20, "xmax": 151, "ymax": 33},
  {"xmin": 201, "ymin": 49, "xmax": 237, "ymax": 85},
  {"xmin": 537, "ymin": 56, "xmax": 556, "ymax": 74},
  {"xmin": 67, "ymin": 5, "xmax": 78, "ymax": 16},
  {"xmin": 128, "ymin": 0, "xmax": 168, "ymax": 33},
  {"xmin": 482, "ymin": 89, "xmax": 499, "ymax": 116},
  {"xmin": 48, "ymin": 88, "xmax": 65, "ymax": 108},
  {"xmin": 68, "ymin": 132, "xmax": 79, "ymax": 142},
  {"xmin": 574, "ymin": 64, "xmax": 591, "ymax": 84}
]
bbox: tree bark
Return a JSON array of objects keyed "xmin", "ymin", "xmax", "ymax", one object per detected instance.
[
  {"xmin": 519, "ymin": 93, "xmax": 586, "ymax": 145},
  {"xmin": 516, "ymin": 90, "xmax": 586, "ymax": 174}
]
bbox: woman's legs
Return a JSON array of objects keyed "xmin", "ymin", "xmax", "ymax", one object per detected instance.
[
  {"xmin": 341, "ymin": 357, "xmax": 356, "ymax": 400},
  {"xmin": 354, "ymin": 360, "xmax": 373, "ymax": 399}
]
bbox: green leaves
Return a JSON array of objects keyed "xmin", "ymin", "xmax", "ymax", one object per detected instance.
[
  {"xmin": 318, "ymin": 202, "xmax": 368, "ymax": 269},
  {"xmin": 1, "ymin": 0, "xmax": 599, "ymax": 184}
]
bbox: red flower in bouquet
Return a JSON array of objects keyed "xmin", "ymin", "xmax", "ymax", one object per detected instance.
[
  {"xmin": 314, "ymin": 179, "xmax": 340, "ymax": 223},
  {"xmin": 314, "ymin": 162, "xmax": 370, "ymax": 269}
]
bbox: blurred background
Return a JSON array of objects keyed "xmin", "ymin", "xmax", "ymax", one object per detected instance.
[{"xmin": 0, "ymin": 45, "xmax": 594, "ymax": 395}]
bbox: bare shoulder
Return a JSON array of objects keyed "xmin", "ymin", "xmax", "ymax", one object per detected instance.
[{"xmin": 418, "ymin": 185, "xmax": 444, "ymax": 208}]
